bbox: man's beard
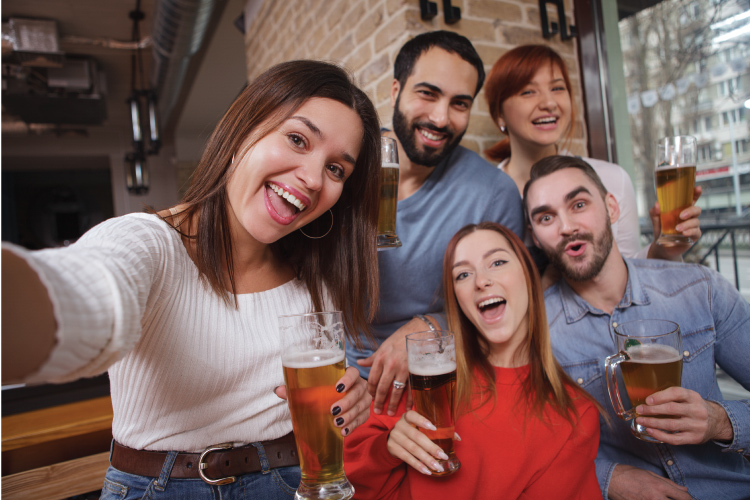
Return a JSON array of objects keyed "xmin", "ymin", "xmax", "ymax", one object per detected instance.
[
  {"xmin": 543, "ymin": 220, "xmax": 614, "ymax": 282},
  {"xmin": 392, "ymin": 92, "xmax": 465, "ymax": 167}
]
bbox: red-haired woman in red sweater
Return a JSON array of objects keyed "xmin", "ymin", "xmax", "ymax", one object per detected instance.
[{"xmin": 345, "ymin": 222, "xmax": 603, "ymax": 499}]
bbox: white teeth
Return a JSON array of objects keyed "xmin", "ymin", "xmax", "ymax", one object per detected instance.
[
  {"xmin": 269, "ymin": 183, "xmax": 307, "ymax": 211},
  {"xmin": 478, "ymin": 297, "xmax": 505, "ymax": 309},
  {"xmin": 533, "ymin": 117, "xmax": 557, "ymax": 124},
  {"xmin": 420, "ymin": 129, "xmax": 442, "ymax": 141}
]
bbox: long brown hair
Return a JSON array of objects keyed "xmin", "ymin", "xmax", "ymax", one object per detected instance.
[
  {"xmin": 484, "ymin": 45, "xmax": 576, "ymax": 163},
  {"xmin": 174, "ymin": 60, "xmax": 381, "ymax": 345},
  {"xmin": 442, "ymin": 222, "xmax": 599, "ymax": 425}
]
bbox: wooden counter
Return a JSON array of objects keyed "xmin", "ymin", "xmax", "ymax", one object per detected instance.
[{"xmin": 2, "ymin": 395, "xmax": 113, "ymax": 499}]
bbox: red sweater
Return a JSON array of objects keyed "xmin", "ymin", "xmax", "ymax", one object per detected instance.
[{"xmin": 345, "ymin": 365, "xmax": 602, "ymax": 499}]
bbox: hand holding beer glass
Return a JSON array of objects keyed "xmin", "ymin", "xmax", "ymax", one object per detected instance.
[
  {"xmin": 605, "ymin": 320, "xmax": 683, "ymax": 443},
  {"xmin": 377, "ymin": 137, "xmax": 402, "ymax": 249},
  {"xmin": 654, "ymin": 136, "xmax": 697, "ymax": 247},
  {"xmin": 405, "ymin": 330, "xmax": 460, "ymax": 475},
  {"xmin": 279, "ymin": 311, "xmax": 354, "ymax": 500}
]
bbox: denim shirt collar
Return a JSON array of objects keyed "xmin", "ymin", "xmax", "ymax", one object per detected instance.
[{"xmin": 557, "ymin": 258, "xmax": 651, "ymax": 323}]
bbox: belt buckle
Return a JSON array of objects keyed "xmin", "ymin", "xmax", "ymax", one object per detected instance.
[{"xmin": 198, "ymin": 443, "xmax": 237, "ymax": 485}]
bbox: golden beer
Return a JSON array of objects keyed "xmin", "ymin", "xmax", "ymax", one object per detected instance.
[
  {"xmin": 621, "ymin": 344, "xmax": 682, "ymax": 416},
  {"xmin": 409, "ymin": 361, "xmax": 459, "ymax": 476},
  {"xmin": 377, "ymin": 163, "xmax": 399, "ymax": 236},
  {"xmin": 655, "ymin": 165, "xmax": 696, "ymax": 237},
  {"xmin": 283, "ymin": 350, "xmax": 346, "ymax": 485}
]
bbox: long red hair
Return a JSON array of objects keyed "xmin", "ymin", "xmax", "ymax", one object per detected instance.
[
  {"xmin": 442, "ymin": 222, "xmax": 600, "ymax": 425},
  {"xmin": 484, "ymin": 45, "xmax": 577, "ymax": 163}
]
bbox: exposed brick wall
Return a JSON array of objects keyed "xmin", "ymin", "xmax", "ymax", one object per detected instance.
[{"xmin": 244, "ymin": 0, "xmax": 587, "ymax": 159}]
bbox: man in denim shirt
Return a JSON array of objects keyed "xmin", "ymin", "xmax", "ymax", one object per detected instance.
[{"xmin": 524, "ymin": 156, "xmax": 750, "ymax": 500}]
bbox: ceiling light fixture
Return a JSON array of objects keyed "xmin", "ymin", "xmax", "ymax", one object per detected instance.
[{"xmin": 126, "ymin": 0, "xmax": 160, "ymax": 194}]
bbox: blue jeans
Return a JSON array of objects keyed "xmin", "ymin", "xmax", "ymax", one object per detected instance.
[{"xmin": 100, "ymin": 442, "xmax": 300, "ymax": 500}]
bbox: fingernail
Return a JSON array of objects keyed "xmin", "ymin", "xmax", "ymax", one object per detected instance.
[
  {"xmin": 331, "ymin": 406, "xmax": 342, "ymax": 416},
  {"xmin": 336, "ymin": 383, "xmax": 345, "ymax": 393},
  {"xmin": 422, "ymin": 421, "xmax": 437, "ymax": 431},
  {"xmin": 373, "ymin": 408, "xmax": 382, "ymax": 415},
  {"xmin": 335, "ymin": 417, "xmax": 344, "ymax": 426},
  {"xmin": 437, "ymin": 451, "xmax": 449, "ymax": 461},
  {"xmin": 420, "ymin": 466, "xmax": 432, "ymax": 475},
  {"xmin": 343, "ymin": 427, "xmax": 350, "ymax": 436},
  {"xmin": 454, "ymin": 432, "xmax": 462, "ymax": 441},
  {"xmin": 387, "ymin": 411, "xmax": 395, "ymax": 416},
  {"xmin": 432, "ymin": 462, "xmax": 445, "ymax": 473}
]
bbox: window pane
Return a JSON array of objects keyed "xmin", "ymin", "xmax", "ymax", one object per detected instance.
[{"xmin": 608, "ymin": 0, "xmax": 750, "ymax": 219}]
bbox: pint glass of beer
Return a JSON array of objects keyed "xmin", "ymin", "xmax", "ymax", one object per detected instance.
[
  {"xmin": 605, "ymin": 320, "xmax": 683, "ymax": 443},
  {"xmin": 279, "ymin": 311, "xmax": 353, "ymax": 500},
  {"xmin": 654, "ymin": 136, "xmax": 697, "ymax": 247},
  {"xmin": 406, "ymin": 330, "xmax": 460, "ymax": 476},
  {"xmin": 377, "ymin": 136, "xmax": 402, "ymax": 249}
]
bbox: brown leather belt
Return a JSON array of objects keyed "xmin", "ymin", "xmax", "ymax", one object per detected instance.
[{"xmin": 110, "ymin": 433, "xmax": 299, "ymax": 485}]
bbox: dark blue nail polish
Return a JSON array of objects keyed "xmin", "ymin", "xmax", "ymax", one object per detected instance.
[
  {"xmin": 331, "ymin": 406, "xmax": 342, "ymax": 416},
  {"xmin": 335, "ymin": 417, "xmax": 344, "ymax": 426},
  {"xmin": 336, "ymin": 383, "xmax": 345, "ymax": 393}
]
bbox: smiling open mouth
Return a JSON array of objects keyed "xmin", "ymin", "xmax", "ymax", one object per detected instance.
[
  {"xmin": 532, "ymin": 117, "xmax": 558, "ymax": 125},
  {"xmin": 478, "ymin": 297, "xmax": 506, "ymax": 311},
  {"xmin": 267, "ymin": 183, "xmax": 307, "ymax": 217}
]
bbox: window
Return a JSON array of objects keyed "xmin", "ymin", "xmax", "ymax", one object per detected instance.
[
  {"xmin": 699, "ymin": 144, "xmax": 714, "ymax": 162},
  {"xmin": 704, "ymin": 116, "xmax": 712, "ymax": 131},
  {"xmin": 719, "ymin": 77, "xmax": 741, "ymax": 97}
]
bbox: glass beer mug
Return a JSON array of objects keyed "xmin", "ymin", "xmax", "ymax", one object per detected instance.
[
  {"xmin": 405, "ymin": 330, "xmax": 460, "ymax": 475},
  {"xmin": 604, "ymin": 319, "xmax": 683, "ymax": 443},
  {"xmin": 654, "ymin": 135, "xmax": 697, "ymax": 247},
  {"xmin": 278, "ymin": 311, "xmax": 354, "ymax": 500},
  {"xmin": 377, "ymin": 136, "xmax": 402, "ymax": 249}
]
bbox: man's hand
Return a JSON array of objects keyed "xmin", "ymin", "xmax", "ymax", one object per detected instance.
[
  {"xmin": 275, "ymin": 366, "xmax": 372, "ymax": 436},
  {"xmin": 608, "ymin": 465, "xmax": 691, "ymax": 500},
  {"xmin": 357, "ymin": 316, "xmax": 437, "ymax": 416},
  {"xmin": 635, "ymin": 386, "xmax": 733, "ymax": 445},
  {"xmin": 647, "ymin": 186, "xmax": 702, "ymax": 261}
]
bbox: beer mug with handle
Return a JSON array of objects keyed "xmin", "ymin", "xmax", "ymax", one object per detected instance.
[
  {"xmin": 605, "ymin": 319, "xmax": 683, "ymax": 443},
  {"xmin": 279, "ymin": 311, "xmax": 354, "ymax": 500},
  {"xmin": 377, "ymin": 136, "xmax": 402, "ymax": 249},
  {"xmin": 654, "ymin": 135, "xmax": 696, "ymax": 247},
  {"xmin": 406, "ymin": 330, "xmax": 460, "ymax": 476}
]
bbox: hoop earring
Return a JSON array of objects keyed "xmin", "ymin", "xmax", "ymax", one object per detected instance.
[{"xmin": 300, "ymin": 210, "xmax": 334, "ymax": 239}]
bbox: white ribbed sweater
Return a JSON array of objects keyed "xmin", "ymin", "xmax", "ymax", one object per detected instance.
[{"xmin": 7, "ymin": 213, "xmax": 315, "ymax": 452}]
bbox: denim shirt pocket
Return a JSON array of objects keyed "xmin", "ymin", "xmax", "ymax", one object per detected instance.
[
  {"xmin": 679, "ymin": 325, "xmax": 716, "ymax": 397},
  {"xmin": 563, "ymin": 358, "xmax": 604, "ymax": 399}
]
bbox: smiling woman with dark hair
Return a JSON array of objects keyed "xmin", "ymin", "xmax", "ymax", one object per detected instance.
[{"xmin": 2, "ymin": 59, "xmax": 380, "ymax": 499}]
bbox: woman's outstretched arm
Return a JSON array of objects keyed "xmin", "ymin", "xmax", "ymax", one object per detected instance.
[{"xmin": 2, "ymin": 248, "xmax": 57, "ymax": 383}]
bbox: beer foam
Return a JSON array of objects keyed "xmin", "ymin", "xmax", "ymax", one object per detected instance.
[
  {"xmin": 626, "ymin": 344, "xmax": 682, "ymax": 363},
  {"xmin": 382, "ymin": 162, "xmax": 399, "ymax": 169},
  {"xmin": 409, "ymin": 360, "xmax": 456, "ymax": 377},
  {"xmin": 282, "ymin": 349, "xmax": 345, "ymax": 369}
]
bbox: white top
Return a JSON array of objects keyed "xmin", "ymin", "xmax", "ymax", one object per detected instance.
[
  {"xmin": 498, "ymin": 156, "xmax": 647, "ymax": 259},
  {"xmin": 5, "ymin": 213, "xmax": 316, "ymax": 452}
]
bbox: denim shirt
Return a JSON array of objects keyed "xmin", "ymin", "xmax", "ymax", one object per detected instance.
[{"xmin": 545, "ymin": 258, "xmax": 750, "ymax": 500}]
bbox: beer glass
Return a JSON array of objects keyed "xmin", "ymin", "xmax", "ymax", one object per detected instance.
[
  {"xmin": 405, "ymin": 330, "xmax": 460, "ymax": 476},
  {"xmin": 605, "ymin": 320, "xmax": 683, "ymax": 443},
  {"xmin": 377, "ymin": 136, "xmax": 402, "ymax": 249},
  {"xmin": 654, "ymin": 136, "xmax": 697, "ymax": 247},
  {"xmin": 279, "ymin": 311, "xmax": 354, "ymax": 500}
]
